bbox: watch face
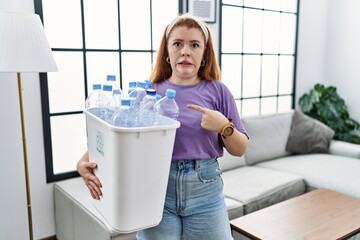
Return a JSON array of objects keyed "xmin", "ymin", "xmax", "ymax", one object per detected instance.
[{"xmin": 224, "ymin": 126, "xmax": 234, "ymax": 136}]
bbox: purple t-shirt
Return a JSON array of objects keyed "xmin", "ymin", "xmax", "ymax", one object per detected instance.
[{"xmin": 153, "ymin": 80, "xmax": 247, "ymax": 160}]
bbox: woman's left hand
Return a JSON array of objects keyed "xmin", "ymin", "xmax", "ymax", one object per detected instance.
[{"xmin": 187, "ymin": 103, "xmax": 229, "ymax": 133}]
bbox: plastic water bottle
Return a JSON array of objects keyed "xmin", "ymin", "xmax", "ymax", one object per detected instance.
[
  {"xmin": 96, "ymin": 84, "xmax": 116, "ymax": 123},
  {"xmin": 154, "ymin": 89, "xmax": 179, "ymax": 120},
  {"xmin": 113, "ymin": 89, "xmax": 122, "ymax": 107},
  {"xmin": 85, "ymin": 84, "xmax": 102, "ymax": 114},
  {"xmin": 112, "ymin": 98, "xmax": 136, "ymax": 127},
  {"xmin": 128, "ymin": 81, "xmax": 137, "ymax": 98},
  {"xmin": 139, "ymin": 89, "xmax": 157, "ymax": 126},
  {"xmin": 140, "ymin": 89, "xmax": 157, "ymax": 109},
  {"xmin": 144, "ymin": 79, "xmax": 152, "ymax": 89},
  {"xmin": 107, "ymin": 75, "xmax": 122, "ymax": 96},
  {"xmin": 133, "ymin": 81, "xmax": 147, "ymax": 108},
  {"xmin": 155, "ymin": 94, "xmax": 162, "ymax": 101}
]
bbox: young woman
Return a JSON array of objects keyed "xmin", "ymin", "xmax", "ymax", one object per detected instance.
[{"xmin": 77, "ymin": 13, "xmax": 248, "ymax": 240}]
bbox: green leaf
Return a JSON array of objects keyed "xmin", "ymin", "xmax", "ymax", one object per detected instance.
[
  {"xmin": 299, "ymin": 89, "xmax": 320, "ymax": 113},
  {"xmin": 298, "ymin": 83, "xmax": 360, "ymax": 144}
]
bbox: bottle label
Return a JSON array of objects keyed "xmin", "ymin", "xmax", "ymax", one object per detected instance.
[{"xmin": 96, "ymin": 130, "xmax": 105, "ymax": 156}]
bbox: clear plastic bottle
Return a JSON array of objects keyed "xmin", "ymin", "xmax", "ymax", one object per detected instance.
[
  {"xmin": 139, "ymin": 89, "xmax": 157, "ymax": 126},
  {"xmin": 96, "ymin": 84, "xmax": 116, "ymax": 123},
  {"xmin": 155, "ymin": 93, "xmax": 162, "ymax": 101},
  {"xmin": 112, "ymin": 98, "xmax": 136, "ymax": 127},
  {"xmin": 133, "ymin": 81, "xmax": 147, "ymax": 109},
  {"xmin": 154, "ymin": 89, "xmax": 179, "ymax": 120},
  {"xmin": 113, "ymin": 89, "xmax": 122, "ymax": 107},
  {"xmin": 144, "ymin": 79, "xmax": 152, "ymax": 89},
  {"xmin": 140, "ymin": 89, "xmax": 157, "ymax": 109},
  {"xmin": 85, "ymin": 83, "xmax": 102, "ymax": 115},
  {"xmin": 128, "ymin": 81, "xmax": 137, "ymax": 98},
  {"xmin": 107, "ymin": 75, "xmax": 123, "ymax": 96}
]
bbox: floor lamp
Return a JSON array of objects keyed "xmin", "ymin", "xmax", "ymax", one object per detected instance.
[{"xmin": 0, "ymin": 12, "xmax": 58, "ymax": 239}]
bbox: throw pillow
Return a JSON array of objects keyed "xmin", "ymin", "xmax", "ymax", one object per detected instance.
[{"xmin": 286, "ymin": 110, "xmax": 335, "ymax": 154}]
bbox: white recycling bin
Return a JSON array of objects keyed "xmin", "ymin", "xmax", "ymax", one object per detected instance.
[{"xmin": 84, "ymin": 109, "xmax": 180, "ymax": 233}]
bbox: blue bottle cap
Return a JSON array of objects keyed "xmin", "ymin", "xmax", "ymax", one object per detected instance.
[
  {"xmin": 146, "ymin": 88, "xmax": 156, "ymax": 96},
  {"xmin": 113, "ymin": 89, "xmax": 121, "ymax": 95},
  {"xmin": 103, "ymin": 84, "xmax": 113, "ymax": 91},
  {"xmin": 137, "ymin": 81, "xmax": 147, "ymax": 89},
  {"xmin": 129, "ymin": 81, "xmax": 137, "ymax": 88},
  {"xmin": 93, "ymin": 84, "xmax": 101, "ymax": 90},
  {"xmin": 121, "ymin": 98, "xmax": 131, "ymax": 106},
  {"xmin": 166, "ymin": 89, "xmax": 176, "ymax": 98},
  {"xmin": 107, "ymin": 75, "xmax": 116, "ymax": 81}
]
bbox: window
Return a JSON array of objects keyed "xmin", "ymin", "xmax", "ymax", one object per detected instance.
[
  {"xmin": 220, "ymin": 0, "xmax": 299, "ymax": 117},
  {"xmin": 34, "ymin": 0, "xmax": 181, "ymax": 182}
]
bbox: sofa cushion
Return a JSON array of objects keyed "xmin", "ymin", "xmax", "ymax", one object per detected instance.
[
  {"xmin": 224, "ymin": 197, "xmax": 244, "ymax": 220},
  {"xmin": 242, "ymin": 111, "xmax": 293, "ymax": 165},
  {"xmin": 255, "ymin": 154, "xmax": 360, "ymax": 198},
  {"xmin": 222, "ymin": 166, "xmax": 305, "ymax": 214},
  {"xmin": 218, "ymin": 149, "xmax": 246, "ymax": 172},
  {"xmin": 286, "ymin": 110, "xmax": 335, "ymax": 154}
]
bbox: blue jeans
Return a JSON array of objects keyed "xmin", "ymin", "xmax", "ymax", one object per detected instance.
[{"xmin": 137, "ymin": 158, "xmax": 232, "ymax": 240}]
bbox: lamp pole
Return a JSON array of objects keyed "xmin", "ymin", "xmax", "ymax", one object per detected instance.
[{"xmin": 17, "ymin": 72, "xmax": 33, "ymax": 240}]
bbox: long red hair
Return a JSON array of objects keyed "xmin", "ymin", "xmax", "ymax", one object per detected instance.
[{"xmin": 150, "ymin": 16, "xmax": 221, "ymax": 83}]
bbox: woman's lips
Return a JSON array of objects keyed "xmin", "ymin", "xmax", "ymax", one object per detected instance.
[{"xmin": 178, "ymin": 61, "xmax": 193, "ymax": 65}]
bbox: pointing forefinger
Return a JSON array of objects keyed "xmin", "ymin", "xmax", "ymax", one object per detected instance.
[{"xmin": 187, "ymin": 104, "xmax": 207, "ymax": 113}]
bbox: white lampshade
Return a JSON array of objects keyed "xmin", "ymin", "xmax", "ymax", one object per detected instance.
[{"xmin": 0, "ymin": 12, "xmax": 58, "ymax": 73}]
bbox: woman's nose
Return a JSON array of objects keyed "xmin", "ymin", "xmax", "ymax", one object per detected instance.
[
  {"xmin": 181, "ymin": 52, "xmax": 190, "ymax": 57},
  {"xmin": 181, "ymin": 46, "xmax": 190, "ymax": 57}
]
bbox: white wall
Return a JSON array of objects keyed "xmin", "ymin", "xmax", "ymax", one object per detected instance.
[
  {"xmin": 1, "ymin": 0, "xmax": 359, "ymax": 239},
  {"xmin": 295, "ymin": 0, "xmax": 329, "ymax": 106},
  {"xmin": 324, "ymin": 0, "xmax": 360, "ymax": 122}
]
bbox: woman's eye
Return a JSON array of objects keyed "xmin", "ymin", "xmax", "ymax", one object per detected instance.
[
  {"xmin": 192, "ymin": 43, "xmax": 200, "ymax": 48},
  {"xmin": 173, "ymin": 42, "xmax": 182, "ymax": 47}
]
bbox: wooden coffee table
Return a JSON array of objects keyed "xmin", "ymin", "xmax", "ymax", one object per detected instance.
[{"xmin": 230, "ymin": 188, "xmax": 360, "ymax": 240}]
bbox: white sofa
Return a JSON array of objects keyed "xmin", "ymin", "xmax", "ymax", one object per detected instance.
[
  {"xmin": 218, "ymin": 110, "xmax": 360, "ymax": 239},
  {"xmin": 54, "ymin": 110, "xmax": 360, "ymax": 240}
]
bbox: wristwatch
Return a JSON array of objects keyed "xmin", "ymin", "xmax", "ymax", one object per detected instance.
[{"xmin": 220, "ymin": 118, "xmax": 235, "ymax": 139}]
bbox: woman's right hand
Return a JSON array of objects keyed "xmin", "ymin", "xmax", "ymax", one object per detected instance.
[{"xmin": 76, "ymin": 151, "xmax": 103, "ymax": 199}]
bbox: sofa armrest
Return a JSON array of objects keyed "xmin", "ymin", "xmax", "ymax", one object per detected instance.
[{"xmin": 329, "ymin": 140, "xmax": 360, "ymax": 159}]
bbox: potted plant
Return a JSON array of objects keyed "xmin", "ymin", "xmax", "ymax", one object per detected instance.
[{"xmin": 299, "ymin": 83, "xmax": 360, "ymax": 144}]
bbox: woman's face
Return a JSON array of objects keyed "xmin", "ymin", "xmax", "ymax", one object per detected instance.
[{"xmin": 167, "ymin": 26, "xmax": 205, "ymax": 84}]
